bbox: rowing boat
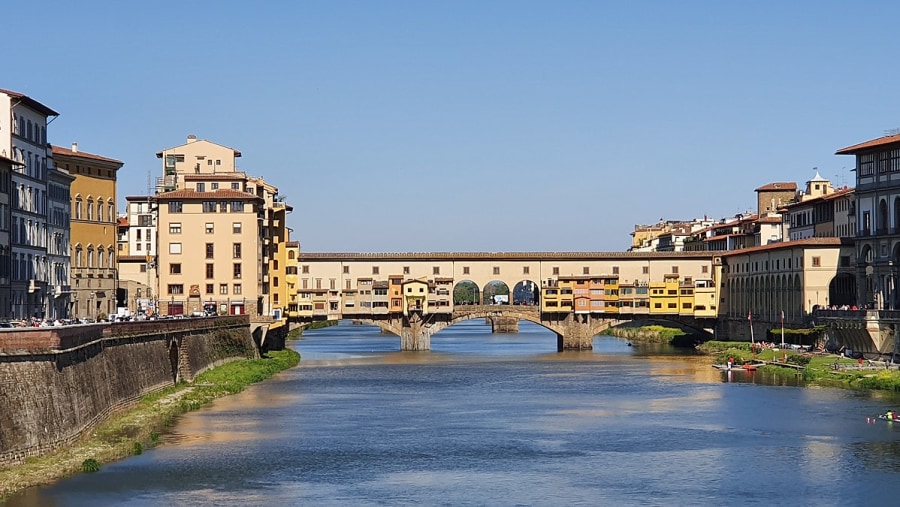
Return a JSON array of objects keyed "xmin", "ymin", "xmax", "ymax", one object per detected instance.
[{"xmin": 712, "ymin": 364, "xmax": 758, "ymax": 371}]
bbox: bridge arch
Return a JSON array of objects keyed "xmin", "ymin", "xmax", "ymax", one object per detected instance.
[
  {"xmin": 453, "ymin": 280, "xmax": 481, "ymax": 305},
  {"xmin": 512, "ymin": 279, "xmax": 540, "ymax": 306}
]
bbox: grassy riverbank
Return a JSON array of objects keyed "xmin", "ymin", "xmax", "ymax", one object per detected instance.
[
  {"xmin": 0, "ymin": 349, "xmax": 300, "ymax": 501},
  {"xmin": 698, "ymin": 341, "xmax": 900, "ymax": 391}
]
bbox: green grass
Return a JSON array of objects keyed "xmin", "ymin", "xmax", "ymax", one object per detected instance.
[{"xmin": 0, "ymin": 348, "xmax": 301, "ymax": 501}]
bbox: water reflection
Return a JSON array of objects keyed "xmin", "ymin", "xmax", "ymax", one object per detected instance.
[{"xmin": 9, "ymin": 320, "xmax": 900, "ymax": 506}]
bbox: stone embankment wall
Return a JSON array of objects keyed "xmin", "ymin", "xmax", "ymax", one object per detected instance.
[{"xmin": 0, "ymin": 316, "xmax": 257, "ymax": 466}]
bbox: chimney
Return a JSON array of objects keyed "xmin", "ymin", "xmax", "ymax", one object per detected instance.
[
  {"xmin": 187, "ymin": 134, "xmax": 197, "ymax": 144},
  {"xmin": 71, "ymin": 142, "xmax": 78, "ymax": 153}
]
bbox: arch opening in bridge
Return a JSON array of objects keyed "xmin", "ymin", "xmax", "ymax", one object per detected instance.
[
  {"xmin": 453, "ymin": 280, "xmax": 481, "ymax": 305},
  {"xmin": 483, "ymin": 280, "xmax": 510, "ymax": 305},
  {"xmin": 513, "ymin": 280, "xmax": 540, "ymax": 306}
]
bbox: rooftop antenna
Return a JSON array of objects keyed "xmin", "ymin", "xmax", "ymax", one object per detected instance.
[{"xmin": 147, "ymin": 169, "xmax": 152, "ymax": 195}]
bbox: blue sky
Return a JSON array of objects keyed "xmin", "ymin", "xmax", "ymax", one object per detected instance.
[{"xmin": 5, "ymin": 1, "xmax": 899, "ymax": 252}]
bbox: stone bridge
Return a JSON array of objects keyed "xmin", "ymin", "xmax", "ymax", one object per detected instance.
[
  {"xmin": 349, "ymin": 305, "xmax": 619, "ymax": 351},
  {"xmin": 813, "ymin": 309, "xmax": 900, "ymax": 357}
]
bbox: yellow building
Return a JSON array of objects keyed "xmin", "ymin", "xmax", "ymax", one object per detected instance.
[
  {"xmin": 402, "ymin": 278, "xmax": 429, "ymax": 315},
  {"xmin": 649, "ymin": 274, "xmax": 680, "ymax": 315},
  {"xmin": 284, "ymin": 240, "xmax": 300, "ymax": 318},
  {"xmin": 53, "ymin": 143, "xmax": 122, "ymax": 320}
]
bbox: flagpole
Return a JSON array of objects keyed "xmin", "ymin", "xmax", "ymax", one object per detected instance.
[
  {"xmin": 780, "ymin": 310, "xmax": 785, "ymax": 349},
  {"xmin": 749, "ymin": 310, "xmax": 754, "ymax": 358}
]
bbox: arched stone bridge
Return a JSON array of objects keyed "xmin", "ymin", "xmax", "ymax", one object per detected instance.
[{"xmin": 349, "ymin": 305, "xmax": 620, "ymax": 351}]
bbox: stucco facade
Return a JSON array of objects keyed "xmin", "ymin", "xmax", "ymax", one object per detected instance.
[{"xmin": 53, "ymin": 144, "xmax": 122, "ymax": 320}]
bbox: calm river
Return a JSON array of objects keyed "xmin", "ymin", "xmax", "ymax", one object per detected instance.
[{"xmin": 8, "ymin": 320, "xmax": 900, "ymax": 506}]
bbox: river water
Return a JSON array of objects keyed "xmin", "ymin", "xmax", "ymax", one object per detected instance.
[{"xmin": 8, "ymin": 320, "xmax": 900, "ymax": 506}]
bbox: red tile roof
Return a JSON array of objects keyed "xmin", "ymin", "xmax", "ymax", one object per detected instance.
[
  {"xmin": 721, "ymin": 237, "xmax": 847, "ymax": 257},
  {"xmin": 755, "ymin": 182, "xmax": 797, "ymax": 192},
  {"xmin": 836, "ymin": 133, "xmax": 900, "ymax": 155},
  {"xmin": 0, "ymin": 88, "xmax": 59, "ymax": 116},
  {"xmin": 117, "ymin": 217, "xmax": 128, "ymax": 227},
  {"xmin": 51, "ymin": 145, "xmax": 123, "ymax": 166}
]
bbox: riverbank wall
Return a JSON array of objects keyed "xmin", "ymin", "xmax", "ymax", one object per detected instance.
[{"xmin": 0, "ymin": 317, "xmax": 257, "ymax": 467}]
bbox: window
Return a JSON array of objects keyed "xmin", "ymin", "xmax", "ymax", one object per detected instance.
[
  {"xmin": 434, "ymin": 266, "xmax": 440, "ymax": 275},
  {"xmin": 220, "ymin": 202, "xmax": 228, "ymax": 212},
  {"xmin": 211, "ymin": 183, "xmax": 219, "ymax": 190},
  {"xmin": 403, "ymin": 266, "xmax": 410, "ymax": 275},
  {"xmin": 344, "ymin": 265, "xmax": 351, "ymax": 274},
  {"xmin": 168, "ymin": 284, "xmax": 184, "ymax": 295},
  {"xmin": 169, "ymin": 223, "xmax": 181, "ymax": 234},
  {"xmin": 233, "ymin": 243, "xmax": 242, "ymax": 258},
  {"xmin": 233, "ymin": 283, "xmax": 242, "ymax": 295},
  {"xmin": 463, "ymin": 267, "xmax": 470, "ymax": 275},
  {"xmin": 206, "ymin": 283, "xmax": 214, "ymax": 294},
  {"xmin": 231, "ymin": 182, "xmax": 240, "ymax": 190},
  {"xmin": 203, "ymin": 201, "xmax": 217, "ymax": 213},
  {"xmin": 205, "ymin": 243, "xmax": 214, "ymax": 259},
  {"xmin": 612, "ymin": 266, "xmax": 619, "ymax": 275},
  {"xmin": 87, "ymin": 199, "xmax": 94, "ymax": 220},
  {"xmin": 219, "ymin": 283, "xmax": 228, "ymax": 295},
  {"xmin": 372, "ymin": 266, "xmax": 380, "ymax": 275},
  {"xmin": 642, "ymin": 266, "xmax": 649, "ymax": 274},
  {"xmin": 196, "ymin": 183, "xmax": 205, "ymax": 192},
  {"xmin": 169, "ymin": 243, "xmax": 182, "ymax": 254},
  {"xmin": 583, "ymin": 266, "xmax": 589, "ymax": 275},
  {"xmin": 672, "ymin": 266, "xmax": 679, "ymax": 274},
  {"xmin": 812, "ymin": 256, "xmax": 821, "ymax": 267},
  {"xmin": 273, "ymin": 276, "xmax": 279, "ymax": 287},
  {"xmin": 206, "ymin": 264, "xmax": 214, "ymax": 278},
  {"xmin": 553, "ymin": 267, "xmax": 560, "ymax": 275},
  {"xmin": 493, "ymin": 267, "xmax": 500, "ymax": 275},
  {"xmin": 302, "ymin": 265, "xmax": 310, "ymax": 274},
  {"xmin": 170, "ymin": 263, "xmax": 182, "ymax": 275},
  {"xmin": 75, "ymin": 198, "xmax": 82, "ymax": 219},
  {"xmin": 523, "ymin": 266, "xmax": 530, "ymax": 275},
  {"xmin": 168, "ymin": 201, "xmax": 183, "ymax": 213},
  {"xmin": 233, "ymin": 222, "xmax": 241, "ymax": 234},
  {"xmin": 233, "ymin": 263, "xmax": 242, "ymax": 279},
  {"xmin": 231, "ymin": 201, "xmax": 244, "ymax": 212},
  {"xmin": 205, "ymin": 223, "xmax": 214, "ymax": 234}
]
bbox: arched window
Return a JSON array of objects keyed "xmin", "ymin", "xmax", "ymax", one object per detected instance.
[
  {"xmin": 108, "ymin": 203, "xmax": 114, "ymax": 223},
  {"xmin": 87, "ymin": 199, "xmax": 94, "ymax": 220},
  {"xmin": 87, "ymin": 246, "xmax": 94, "ymax": 268},
  {"xmin": 288, "ymin": 250, "xmax": 295, "ymax": 260},
  {"xmin": 97, "ymin": 199, "xmax": 104, "ymax": 222},
  {"xmin": 75, "ymin": 197, "xmax": 82, "ymax": 220},
  {"xmin": 108, "ymin": 250, "xmax": 114, "ymax": 269},
  {"xmin": 75, "ymin": 246, "xmax": 83, "ymax": 268},
  {"xmin": 97, "ymin": 247, "xmax": 105, "ymax": 268}
]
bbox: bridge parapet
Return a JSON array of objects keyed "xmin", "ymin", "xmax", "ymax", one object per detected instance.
[{"xmin": 812, "ymin": 310, "xmax": 899, "ymax": 355}]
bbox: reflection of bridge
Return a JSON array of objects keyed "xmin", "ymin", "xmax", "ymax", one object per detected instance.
[{"xmin": 339, "ymin": 305, "xmax": 716, "ymax": 351}]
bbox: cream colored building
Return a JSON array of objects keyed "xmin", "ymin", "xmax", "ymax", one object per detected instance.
[
  {"xmin": 720, "ymin": 237, "xmax": 855, "ymax": 327},
  {"xmin": 152, "ymin": 135, "xmax": 292, "ymax": 317},
  {"xmin": 118, "ymin": 196, "xmax": 158, "ymax": 315}
]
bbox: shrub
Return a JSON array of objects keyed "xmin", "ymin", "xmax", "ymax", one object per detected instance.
[
  {"xmin": 133, "ymin": 442, "xmax": 143, "ymax": 455},
  {"xmin": 82, "ymin": 458, "xmax": 100, "ymax": 473}
]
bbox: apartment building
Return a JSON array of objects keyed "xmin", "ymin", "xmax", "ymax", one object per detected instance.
[
  {"xmin": 117, "ymin": 196, "xmax": 158, "ymax": 315},
  {"xmin": 0, "ymin": 89, "xmax": 64, "ymax": 319},
  {"xmin": 153, "ymin": 135, "xmax": 291, "ymax": 317},
  {"xmin": 0, "ymin": 154, "xmax": 13, "ymax": 317},
  {"xmin": 52, "ymin": 143, "xmax": 122, "ymax": 320},
  {"xmin": 837, "ymin": 133, "xmax": 900, "ymax": 309}
]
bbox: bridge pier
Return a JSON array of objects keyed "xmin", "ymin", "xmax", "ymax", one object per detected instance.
[
  {"xmin": 490, "ymin": 317, "xmax": 519, "ymax": 333},
  {"xmin": 400, "ymin": 314, "xmax": 431, "ymax": 351}
]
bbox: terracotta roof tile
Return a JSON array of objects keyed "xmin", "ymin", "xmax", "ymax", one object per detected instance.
[
  {"xmin": 51, "ymin": 145, "xmax": 123, "ymax": 166},
  {"xmin": 755, "ymin": 182, "xmax": 797, "ymax": 192},
  {"xmin": 721, "ymin": 237, "xmax": 847, "ymax": 257},
  {"xmin": 836, "ymin": 133, "xmax": 900, "ymax": 154}
]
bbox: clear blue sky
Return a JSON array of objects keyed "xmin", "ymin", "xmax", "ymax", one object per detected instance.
[{"xmin": 6, "ymin": 1, "xmax": 899, "ymax": 252}]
